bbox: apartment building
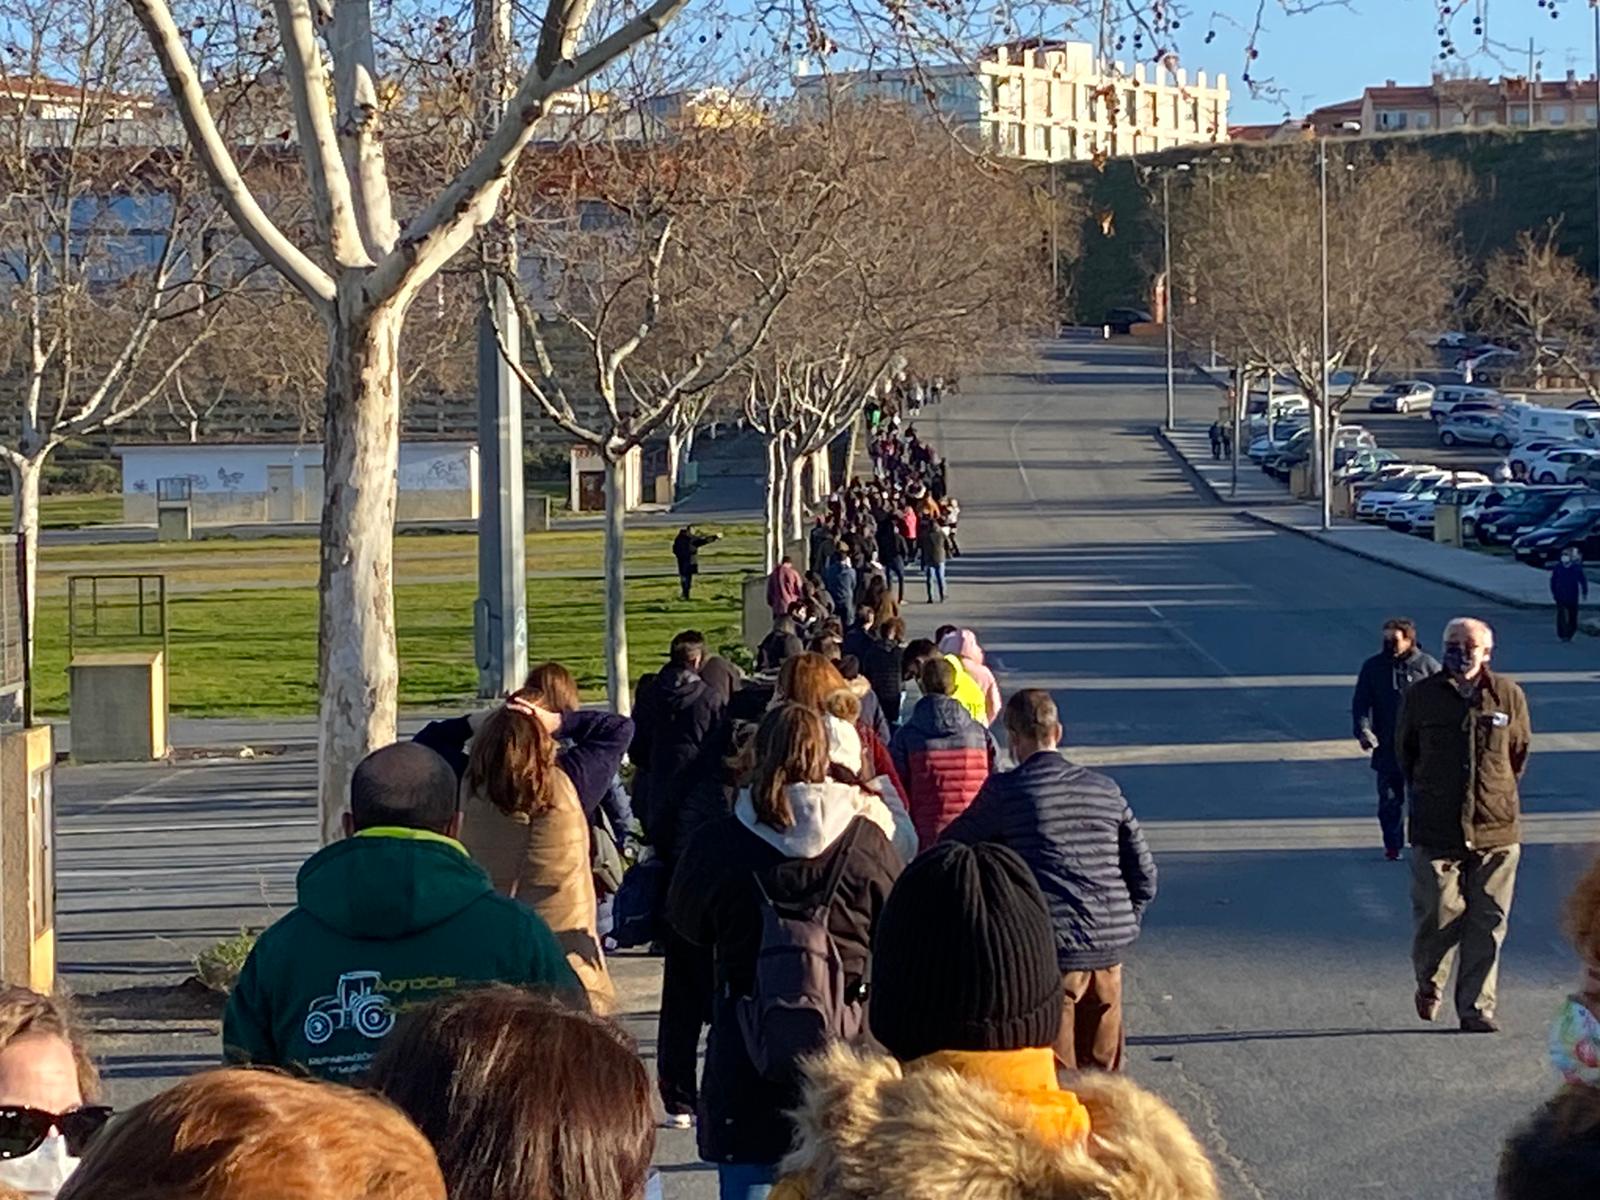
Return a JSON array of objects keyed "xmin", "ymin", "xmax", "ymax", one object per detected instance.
[
  {"xmin": 1285, "ymin": 70, "xmax": 1600, "ymax": 140},
  {"xmin": 793, "ymin": 41, "xmax": 1230, "ymax": 162}
]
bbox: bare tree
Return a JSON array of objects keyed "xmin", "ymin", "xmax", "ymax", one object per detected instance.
[
  {"xmin": 1175, "ymin": 148, "xmax": 1467, "ymax": 490},
  {"xmin": 0, "ymin": 0, "xmax": 243, "ymax": 656},
  {"xmin": 1476, "ymin": 221, "xmax": 1600, "ymax": 399},
  {"xmin": 489, "ymin": 126, "xmax": 850, "ymax": 710},
  {"xmin": 126, "ymin": 0, "xmax": 697, "ymax": 838}
]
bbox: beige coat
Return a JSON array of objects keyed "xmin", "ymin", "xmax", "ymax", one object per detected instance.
[{"xmin": 459, "ymin": 767, "xmax": 615, "ymax": 1012}]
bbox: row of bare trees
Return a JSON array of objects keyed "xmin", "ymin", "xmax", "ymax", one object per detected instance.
[{"xmin": 487, "ymin": 105, "xmax": 1050, "ymax": 712}]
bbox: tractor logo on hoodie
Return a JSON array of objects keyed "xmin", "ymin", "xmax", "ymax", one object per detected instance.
[{"xmin": 302, "ymin": 970, "xmax": 397, "ymax": 1044}]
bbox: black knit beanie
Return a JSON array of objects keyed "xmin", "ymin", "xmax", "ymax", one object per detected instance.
[{"xmin": 869, "ymin": 841, "xmax": 1063, "ymax": 1062}]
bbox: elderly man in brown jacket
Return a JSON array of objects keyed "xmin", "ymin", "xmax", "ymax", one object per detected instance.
[{"xmin": 1395, "ymin": 616, "xmax": 1531, "ymax": 1034}]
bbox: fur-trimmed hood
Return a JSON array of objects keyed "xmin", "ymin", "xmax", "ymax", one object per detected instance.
[{"xmin": 775, "ymin": 1044, "xmax": 1219, "ymax": 1200}]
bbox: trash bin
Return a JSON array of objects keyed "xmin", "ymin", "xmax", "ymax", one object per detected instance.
[
  {"xmin": 1435, "ymin": 501, "xmax": 1464, "ymax": 547},
  {"xmin": 69, "ymin": 650, "xmax": 168, "ymax": 762}
]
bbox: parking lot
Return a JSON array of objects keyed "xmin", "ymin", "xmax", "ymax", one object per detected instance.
[{"xmin": 1346, "ymin": 403, "xmax": 1503, "ymax": 475}]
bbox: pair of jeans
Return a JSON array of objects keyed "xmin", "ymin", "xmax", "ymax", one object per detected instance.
[
  {"xmin": 1376, "ymin": 769, "xmax": 1406, "ymax": 855},
  {"xmin": 680, "ymin": 572, "xmax": 694, "ymax": 600},
  {"xmin": 717, "ymin": 1163, "xmax": 777, "ymax": 1200},
  {"xmin": 1557, "ymin": 602, "xmax": 1580, "ymax": 641},
  {"xmin": 924, "ymin": 560, "xmax": 947, "ymax": 602},
  {"xmin": 885, "ymin": 560, "xmax": 905, "ymax": 601}
]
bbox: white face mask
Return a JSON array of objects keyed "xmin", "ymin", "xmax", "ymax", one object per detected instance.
[{"xmin": 0, "ymin": 1132, "xmax": 80, "ymax": 1198}]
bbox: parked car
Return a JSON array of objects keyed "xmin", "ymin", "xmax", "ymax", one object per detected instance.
[
  {"xmin": 1369, "ymin": 380, "xmax": 1436, "ymax": 414},
  {"xmin": 1527, "ymin": 447, "xmax": 1600, "ymax": 485},
  {"xmin": 1458, "ymin": 347, "xmax": 1521, "ymax": 384},
  {"xmin": 1513, "ymin": 508, "xmax": 1600, "ymax": 566},
  {"xmin": 1430, "ymin": 385, "xmax": 1503, "ymax": 423},
  {"xmin": 1388, "ymin": 482, "xmax": 1490, "ymax": 536},
  {"xmin": 1475, "ymin": 487, "xmax": 1586, "ymax": 545},
  {"xmin": 1356, "ymin": 471, "xmax": 1453, "ymax": 521},
  {"xmin": 1508, "ymin": 439, "xmax": 1583, "ymax": 480},
  {"xmin": 1104, "ymin": 307, "xmax": 1152, "ymax": 335},
  {"xmin": 1438, "ymin": 410, "xmax": 1514, "ymax": 450},
  {"xmin": 1458, "ymin": 484, "xmax": 1528, "ymax": 539},
  {"xmin": 1248, "ymin": 421, "xmax": 1309, "ymax": 463},
  {"xmin": 1348, "ymin": 462, "xmax": 1441, "ymax": 495},
  {"xmin": 1334, "ymin": 449, "xmax": 1401, "ymax": 483},
  {"xmin": 1570, "ymin": 458, "xmax": 1600, "ymax": 489},
  {"xmin": 1247, "ymin": 395, "xmax": 1310, "ymax": 437}
]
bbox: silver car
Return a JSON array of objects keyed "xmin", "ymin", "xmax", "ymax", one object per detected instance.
[{"xmin": 1438, "ymin": 410, "xmax": 1513, "ymax": 450}]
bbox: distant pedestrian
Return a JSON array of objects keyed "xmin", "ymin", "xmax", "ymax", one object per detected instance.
[
  {"xmin": 1351, "ymin": 618, "xmax": 1440, "ymax": 860},
  {"xmin": 822, "ymin": 544, "xmax": 856, "ymax": 618},
  {"xmin": 673, "ymin": 525, "xmax": 721, "ymax": 601},
  {"xmin": 1396, "ymin": 617, "xmax": 1531, "ymax": 1034},
  {"xmin": 1551, "ymin": 548, "xmax": 1589, "ymax": 643},
  {"xmin": 942, "ymin": 689, "xmax": 1156, "ymax": 1072},
  {"xmin": 1208, "ymin": 422, "xmax": 1223, "ymax": 460}
]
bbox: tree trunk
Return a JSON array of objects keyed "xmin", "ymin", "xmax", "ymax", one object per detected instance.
[
  {"xmin": 787, "ymin": 453, "xmax": 805, "ymax": 544},
  {"xmin": 316, "ymin": 299, "xmax": 404, "ymax": 845},
  {"xmin": 811, "ymin": 446, "xmax": 832, "ymax": 500},
  {"xmin": 8, "ymin": 455, "xmax": 42, "ymax": 670},
  {"xmin": 679, "ymin": 423, "xmax": 697, "ymax": 485},
  {"xmin": 843, "ymin": 410, "xmax": 860, "ymax": 480},
  {"xmin": 603, "ymin": 454, "xmax": 631, "ymax": 716},
  {"xmin": 762, "ymin": 435, "xmax": 783, "ymax": 573},
  {"xmin": 664, "ymin": 428, "xmax": 683, "ymax": 503}
]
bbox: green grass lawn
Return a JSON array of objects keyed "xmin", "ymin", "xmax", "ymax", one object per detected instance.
[
  {"xmin": 34, "ymin": 524, "xmax": 761, "ymax": 715},
  {"xmin": 39, "ymin": 494, "xmax": 123, "ymax": 529}
]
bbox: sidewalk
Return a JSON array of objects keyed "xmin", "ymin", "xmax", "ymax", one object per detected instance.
[
  {"xmin": 50, "ymin": 712, "xmax": 455, "ymax": 757},
  {"xmin": 1161, "ymin": 419, "xmax": 1569, "ymax": 615}
]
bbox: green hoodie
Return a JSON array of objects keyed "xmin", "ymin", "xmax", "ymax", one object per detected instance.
[{"xmin": 223, "ymin": 827, "xmax": 578, "ymax": 1081}]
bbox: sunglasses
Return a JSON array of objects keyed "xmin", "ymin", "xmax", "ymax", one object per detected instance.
[{"xmin": 0, "ymin": 1105, "xmax": 113, "ymax": 1159}]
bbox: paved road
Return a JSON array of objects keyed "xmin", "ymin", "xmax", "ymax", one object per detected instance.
[{"xmin": 54, "ymin": 336, "xmax": 1600, "ymax": 1198}]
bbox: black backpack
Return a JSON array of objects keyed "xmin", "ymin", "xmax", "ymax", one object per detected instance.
[{"xmin": 736, "ymin": 822, "xmax": 867, "ymax": 1082}]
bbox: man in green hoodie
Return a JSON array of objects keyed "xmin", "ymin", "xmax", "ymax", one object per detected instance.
[{"xmin": 223, "ymin": 742, "xmax": 579, "ymax": 1081}]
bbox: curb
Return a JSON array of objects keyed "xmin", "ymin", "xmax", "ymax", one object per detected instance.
[
  {"xmin": 1154, "ymin": 427, "xmax": 1224, "ymax": 505},
  {"xmin": 1235, "ymin": 510, "xmax": 1546, "ymax": 611}
]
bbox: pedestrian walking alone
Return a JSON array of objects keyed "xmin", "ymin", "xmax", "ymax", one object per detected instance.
[
  {"xmin": 1395, "ymin": 617, "xmax": 1531, "ymax": 1034},
  {"xmin": 1351, "ymin": 618, "xmax": 1439, "ymax": 860},
  {"xmin": 765, "ymin": 557, "xmax": 804, "ymax": 622},
  {"xmin": 674, "ymin": 525, "xmax": 721, "ymax": 601},
  {"xmin": 941, "ymin": 689, "xmax": 1155, "ymax": 1071},
  {"xmin": 1551, "ymin": 548, "xmax": 1589, "ymax": 643},
  {"xmin": 1208, "ymin": 421, "xmax": 1223, "ymax": 460}
]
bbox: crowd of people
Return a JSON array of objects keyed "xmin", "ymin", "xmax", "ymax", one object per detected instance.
[{"xmin": 2, "ymin": 409, "xmax": 1598, "ymax": 1199}]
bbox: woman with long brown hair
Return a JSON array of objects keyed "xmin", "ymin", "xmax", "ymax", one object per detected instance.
[
  {"xmin": 668, "ymin": 704, "xmax": 901, "ymax": 1199},
  {"xmin": 460, "ymin": 688, "xmax": 615, "ymax": 1011}
]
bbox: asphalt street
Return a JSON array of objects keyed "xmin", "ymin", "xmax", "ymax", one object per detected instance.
[{"xmin": 52, "ymin": 335, "xmax": 1600, "ymax": 1199}]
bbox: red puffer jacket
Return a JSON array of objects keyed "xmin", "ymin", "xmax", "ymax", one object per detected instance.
[{"xmin": 889, "ymin": 694, "xmax": 997, "ymax": 846}]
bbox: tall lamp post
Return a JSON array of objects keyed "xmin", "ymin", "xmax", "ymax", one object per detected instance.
[
  {"xmin": 1161, "ymin": 163, "xmax": 1189, "ymax": 432},
  {"xmin": 1319, "ymin": 137, "xmax": 1332, "ymax": 531}
]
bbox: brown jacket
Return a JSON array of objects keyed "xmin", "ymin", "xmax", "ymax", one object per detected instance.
[
  {"xmin": 459, "ymin": 768, "xmax": 615, "ymax": 1011},
  {"xmin": 1395, "ymin": 668, "xmax": 1531, "ymax": 852}
]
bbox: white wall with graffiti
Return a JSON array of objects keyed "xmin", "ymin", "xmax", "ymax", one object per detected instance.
[{"xmin": 114, "ymin": 441, "xmax": 480, "ymax": 526}]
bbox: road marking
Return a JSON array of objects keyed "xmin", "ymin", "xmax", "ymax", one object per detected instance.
[
  {"xmin": 1144, "ymin": 812, "xmax": 1600, "ymax": 853},
  {"xmin": 1007, "ymin": 402, "xmax": 1040, "ymax": 505},
  {"xmin": 1074, "ymin": 731, "xmax": 1600, "ymax": 767}
]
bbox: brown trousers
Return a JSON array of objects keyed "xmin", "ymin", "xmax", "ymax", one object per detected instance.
[
  {"xmin": 1054, "ymin": 964, "xmax": 1124, "ymax": 1071},
  {"xmin": 1411, "ymin": 844, "xmax": 1521, "ymax": 1020}
]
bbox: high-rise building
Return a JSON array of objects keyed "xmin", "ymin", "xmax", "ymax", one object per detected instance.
[{"xmin": 794, "ymin": 41, "xmax": 1230, "ymax": 162}]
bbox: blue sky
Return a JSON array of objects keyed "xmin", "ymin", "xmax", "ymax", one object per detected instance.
[{"xmin": 1203, "ymin": 0, "xmax": 1600, "ymax": 123}]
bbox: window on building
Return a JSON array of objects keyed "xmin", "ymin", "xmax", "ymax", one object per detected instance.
[
  {"xmin": 1477, "ymin": 108, "xmax": 1497, "ymax": 125},
  {"xmin": 1189, "ymin": 97, "xmax": 1200, "ymax": 129},
  {"xmin": 1448, "ymin": 109, "xmax": 1467, "ymax": 125},
  {"xmin": 1033, "ymin": 123, "xmax": 1049, "ymax": 156},
  {"xmin": 1378, "ymin": 110, "xmax": 1408, "ymax": 130},
  {"xmin": 1511, "ymin": 106, "xmax": 1530, "ymax": 125},
  {"xmin": 1586, "ymin": 105, "xmax": 1598, "ymax": 122},
  {"xmin": 1086, "ymin": 85, "xmax": 1098, "ymax": 120},
  {"xmin": 1547, "ymin": 104, "xmax": 1568, "ymax": 124},
  {"xmin": 1125, "ymin": 89, "xmax": 1137, "ymax": 123},
  {"xmin": 1414, "ymin": 111, "xmax": 1431, "ymax": 128}
]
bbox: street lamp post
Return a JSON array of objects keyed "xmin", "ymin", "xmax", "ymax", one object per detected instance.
[
  {"xmin": 1319, "ymin": 137, "xmax": 1333, "ymax": 531},
  {"xmin": 1162, "ymin": 170, "xmax": 1175, "ymax": 431}
]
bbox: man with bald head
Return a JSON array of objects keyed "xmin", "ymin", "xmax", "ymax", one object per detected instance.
[
  {"xmin": 1396, "ymin": 617, "xmax": 1532, "ymax": 1034},
  {"xmin": 223, "ymin": 742, "xmax": 578, "ymax": 1080}
]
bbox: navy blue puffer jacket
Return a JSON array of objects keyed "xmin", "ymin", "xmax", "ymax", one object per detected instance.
[{"xmin": 941, "ymin": 750, "xmax": 1156, "ymax": 971}]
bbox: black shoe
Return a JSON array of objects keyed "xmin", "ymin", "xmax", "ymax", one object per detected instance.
[
  {"xmin": 1459, "ymin": 1014, "xmax": 1500, "ymax": 1034},
  {"xmin": 1414, "ymin": 989, "xmax": 1441, "ymax": 1022}
]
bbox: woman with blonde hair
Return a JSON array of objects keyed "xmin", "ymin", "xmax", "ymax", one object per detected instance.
[
  {"xmin": 668, "ymin": 704, "xmax": 902, "ymax": 1199},
  {"xmin": 57, "ymin": 1070, "xmax": 444, "ymax": 1200},
  {"xmin": 0, "ymin": 989, "xmax": 108, "ymax": 1199},
  {"xmin": 460, "ymin": 688, "xmax": 615, "ymax": 1011}
]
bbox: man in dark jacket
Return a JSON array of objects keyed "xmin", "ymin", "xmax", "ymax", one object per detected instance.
[
  {"xmin": 222, "ymin": 743, "xmax": 578, "ymax": 1081},
  {"xmin": 875, "ymin": 510, "xmax": 908, "ymax": 602},
  {"xmin": 842, "ymin": 605, "xmax": 876, "ymax": 664},
  {"xmin": 942, "ymin": 689, "xmax": 1156, "ymax": 1071},
  {"xmin": 808, "ymin": 515, "xmax": 833, "ymax": 576},
  {"xmin": 822, "ymin": 545, "xmax": 857, "ymax": 618},
  {"xmin": 891, "ymin": 657, "xmax": 996, "ymax": 846},
  {"xmin": 630, "ymin": 630, "xmax": 725, "ymax": 857},
  {"xmin": 1551, "ymin": 547, "xmax": 1590, "ymax": 642},
  {"xmin": 1351, "ymin": 617, "xmax": 1440, "ymax": 860},
  {"xmin": 673, "ymin": 525, "xmax": 720, "ymax": 600},
  {"xmin": 860, "ymin": 617, "xmax": 907, "ymax": 726},
  {"xmin": 1395, "ymin": 617, "xmax": 1531, "ymax": 1034}
]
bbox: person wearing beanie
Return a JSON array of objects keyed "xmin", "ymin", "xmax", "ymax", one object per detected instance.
[
  {"xmin": 942, "ymin": 689, "xmax": 1156, "ymax": 1072},
  {"xmin": 769, "ymin": 842, "xmax": 1218, "ymax": 1200}
]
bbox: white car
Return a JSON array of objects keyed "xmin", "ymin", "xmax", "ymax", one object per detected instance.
[
  {"xmin": 1508, "ymin": 440, "xmax": 1584, "ymax": 481},
  {"xmin": 1356, "ymin": 472, "xmax": 1452, "ymax": 520},
  {"xmin": 1527, "ymin": 447, "xmax": 1600, "ymax": 485},
  {"xmin": 1430, "ymin": 385, "xmax": 1503, "ymax": 423},
  {"xmin": 1438, "ymin": 411, "xmax": 1514, "ymax": 450},
  {"xmin": 1369, "ymin": 381, "xmax": 1436, "ymax": 414},
  {"xmin": 1247, "ymin": 396, "xmax": 1310, "ymax": 437},
  {"xmin": 1247, "ymin": 425, "xmax": 1308, "ymax": 462}
]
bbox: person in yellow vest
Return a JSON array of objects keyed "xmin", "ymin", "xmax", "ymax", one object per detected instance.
[{"xmin": 770, "ymin": 842, "xmax": 1219, "ymax": 1200}]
